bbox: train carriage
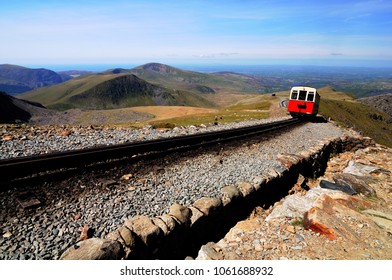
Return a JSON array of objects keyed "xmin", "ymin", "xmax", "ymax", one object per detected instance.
[{"xmin": 287, "ymin": 86, "xmax": 320, "ymax": 118}]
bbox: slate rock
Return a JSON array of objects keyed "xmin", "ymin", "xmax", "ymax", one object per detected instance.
[
  {"xmin": 319, "ymin": 179, "xmax": 357, "ymax": 195},
  {"xmin": 343, "ymin": 161, "xmax": 380, "ymax": 177},
  {"xmin": 333, "ymin": 174, "xmax": 376, "ymax": 197}
]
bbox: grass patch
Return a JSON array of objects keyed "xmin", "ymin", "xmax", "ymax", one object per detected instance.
[
  {"xmin": 357, "ymin": 206, "xmax": 368, "ymax": 212},
  {"xmin": 148, "ymin": 105, "xmax": 271, "ymax": 127},
  {"xmin": 226, "ymin": 100, "xmax": 271, "ymax": 111},
  {"xmin": 147, "ymin": 96, "xmax": 277, "ymax": 127},
  {"xmin": 291, "ymin": 218, "xmax": 303, "ymax": 227}
]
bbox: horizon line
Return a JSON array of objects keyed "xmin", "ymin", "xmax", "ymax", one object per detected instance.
[{"xmin": 3, "ymin": 61, "xmax": 392, "ymax": 72}]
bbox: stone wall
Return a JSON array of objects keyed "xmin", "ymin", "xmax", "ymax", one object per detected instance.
[{"xmin": 60, "ymin": 135, "xmax": 375, "ymax": 260}]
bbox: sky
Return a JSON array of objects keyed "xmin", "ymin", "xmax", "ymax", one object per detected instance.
[{"xmin": 0, "ymin": 0, "xmax": 391, "ymax": 69}]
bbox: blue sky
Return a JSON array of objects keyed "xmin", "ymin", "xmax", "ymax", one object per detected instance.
[{"xmin": 1, "ymin": 0, "xmax": 391, "ymax": 68}]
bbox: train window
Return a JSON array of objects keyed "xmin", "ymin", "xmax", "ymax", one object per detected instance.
[
  {"xmin": 307, "ymin": 93, "xmax": 314, "ymax": 101},
  {"xmin": 298, "ymin": 90, "xmax": 307, "ymax": 100},
  {"xmin": 291, "ymin": 91, "xmax": 298, "ymax": 100}
]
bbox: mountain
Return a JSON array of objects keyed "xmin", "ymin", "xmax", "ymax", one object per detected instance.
[
  {"xmin": 0, "ymin": 91, "xmax": 43, "ymax": 123},
  {"xmin": 0, "ymin": 64, "xmax": 66, "ymax": 95},
  {"xmin": 19, "ymin": 62, "xmax": 265, "ymax": 111},
  {"xmin": 104, "ymin": 63, "xmax": 266, "ymax": 94},
  {"xmin": 19, "ymin": 73, "xmax": 216, "ymax": 110}
]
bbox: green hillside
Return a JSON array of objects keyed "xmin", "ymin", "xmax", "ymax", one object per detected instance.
[
  {"xmin": 18, "ymin": 63, "xmax": 265, "ymax": 111},
  {"xmin": 317, "ymin": 87, "xmax": 392, "ymax": 147},
  {"xmin": 19, "ymin": 73, "xmax": 216, "ymax": 110}
]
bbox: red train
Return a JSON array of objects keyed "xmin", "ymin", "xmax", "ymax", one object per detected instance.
[{"xmin": 287, "ymin": 86, "xmax": 320, "ymax": 118}]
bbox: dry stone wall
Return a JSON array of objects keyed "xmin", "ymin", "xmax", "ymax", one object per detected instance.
[{"xmin": 60, "ymin": 135, "xmax": 375, "ymax": 260}]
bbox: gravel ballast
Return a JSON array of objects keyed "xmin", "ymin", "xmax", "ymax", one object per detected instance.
[{"xmin": 0, "ymin": 118, "xmax": 356, "ymax": 260}]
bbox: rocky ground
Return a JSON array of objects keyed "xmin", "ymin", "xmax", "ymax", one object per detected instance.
[
  {"xmin": 0, "ymin": 119, "xmax": 357, "ymax": 260},
  {"xmin": 360, "ymin": 93, "xmax": 392, "ymax": 123},
  {"xmin": 196, "ymin": 143, "xmax": 392, "ymax": 260},
  {"xmin": 0, "ymin": 117, "xmax": 289, "ymax": 159}
]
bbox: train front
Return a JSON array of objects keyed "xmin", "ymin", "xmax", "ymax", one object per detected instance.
[{"xmin": 287, "ymin": 86, "xmax": 320, "ymax": 118}]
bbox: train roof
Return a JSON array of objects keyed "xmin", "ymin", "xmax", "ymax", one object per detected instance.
[{"xmin": 290, "ymin": 86, "xmax": 317, "ymax": 92}]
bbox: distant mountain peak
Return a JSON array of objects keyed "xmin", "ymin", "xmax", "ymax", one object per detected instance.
[{"xmin": 141, "ymin": 63, "xmax": 178, "ymax": 74}]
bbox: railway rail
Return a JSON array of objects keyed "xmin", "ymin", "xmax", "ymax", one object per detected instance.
[{"xmin": 0, "ymin": 118, "xmax": 302, "ymax": 186}]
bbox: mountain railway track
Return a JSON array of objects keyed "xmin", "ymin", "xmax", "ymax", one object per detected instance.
[{"xmin": 0, "ymin": 118, "xmax": 302, "ymax": 187}]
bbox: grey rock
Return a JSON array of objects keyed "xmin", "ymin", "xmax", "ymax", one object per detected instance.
[
  {"xmin": 343, "ymin": 161, "xmax": 380, "ymax": 177},
  {"xmin": 333, "ymin": 174, "xmax": 376, "ymax": 197},
  {"xmin": 320, "ymin": 179, "xmax": 357, "ymax": 195}
]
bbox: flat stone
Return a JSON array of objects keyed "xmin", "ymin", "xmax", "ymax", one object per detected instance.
[
  {"xmin": 363, "ymin": 209, "xmax": 392, "ymax": 221},
  {"xmin": 320, "ymin": 179, "xmax": 357, "ymax": 195},
  {"xmin": 333, "ymin": 173, "xmax": 376, "ymax": 197},
  {"xmin": 16, "ymin": 192, "xmax": 41, "ymax": 209},
  {"xmin": 101, "ymin": 180, "xmax": 118, "ymax": 187},
  {"xmin": 343, "ymin": 161, "xmax": 380, "ymax": 177},
  {"xmin": 254, "ymin": 243, "xmax": 263, "ymax": 252},
  {"xmin": 252, "ymin": 176, "xmax": 266, "ymax": 189},
  {"xmin": 3, "ymin": 232, "xmax": 12, "ymax": 238},
  {"xmin": 303, "ymin": 193, "xmax": 369, "ymax": 241},
  {"xmin": 60, "ymin": 238, "xmax": 124, "ymax": 260},
  {"xmin": 366, "ymin": 216, "xmax": 392, "ymax": 233}
]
